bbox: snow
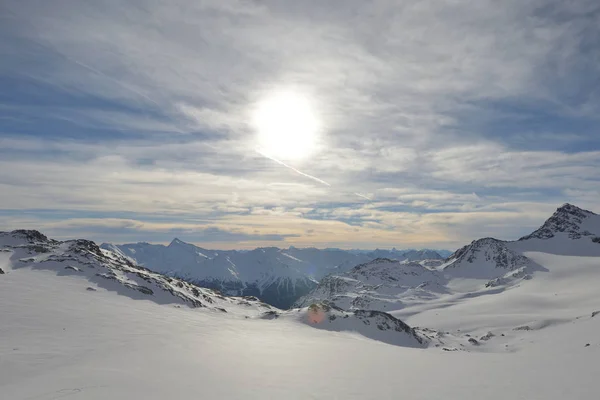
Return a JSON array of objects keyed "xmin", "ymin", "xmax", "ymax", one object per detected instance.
[
  {"xmin": 1, "ymin": 265, "xmax": 599, "ymax": 399},
  {"xmin": 396, "ymin": 252, "xmax": 600, "ymax": 339},
  {"xmin": 2, "ymin": 204, "xmax": 600, "ymax": 399}
]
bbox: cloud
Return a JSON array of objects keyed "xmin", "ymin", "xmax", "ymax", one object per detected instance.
[{"xmin": 1, "ymin": 0, "xmax": 599, "ymax": 248}]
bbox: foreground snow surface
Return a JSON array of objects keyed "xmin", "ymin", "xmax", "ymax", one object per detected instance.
[{"xmin": 1, "ymin": 262, "xmax": 599, "ymax": 399}]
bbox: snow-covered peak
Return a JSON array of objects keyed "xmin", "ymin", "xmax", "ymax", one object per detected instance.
[
  {"xmin": 519, "ymin": 203, "xmax": 599, "ymax": 241},
  {"xmin": 168, "ymin": 238, "xmax": 193, "ymax": 248},
  {"xmin": 1, "ymin": 231, "xmax": 273, "ymax": 315},
  {"xmin": 0, "ymin": 230, "xmax": 53, "ymax": 246},
  {"xmin": 347, "ymin": 258, "xmax": 440, "ymax": 285},
  {"xmin": 295, "ymin": 257, "xmax": 446, "ymax": 310},
  {"xmin": 444, "ymin": 237, "xmax": 537, "ymax": 279}
]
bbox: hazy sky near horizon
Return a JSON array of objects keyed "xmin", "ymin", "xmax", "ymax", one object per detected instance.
[{"xmin": 1, "ymin": 0, "xmax": 599, "ymax": 250}]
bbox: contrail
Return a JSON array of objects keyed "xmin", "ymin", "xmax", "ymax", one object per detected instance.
[
  {"xmin": 354, "ymin": 192, "xmax": 372, "ymax": 201},
  {"xmin": 255, "ymin": 149, "xmax": 331, "ymax": 187},
  {"xmin": 65, "ymin": 57, "xmax": 162, "ymax": 108},
  {"xmin": 8, "ymin": 8, "xmax": 162, "ymax": 109}
]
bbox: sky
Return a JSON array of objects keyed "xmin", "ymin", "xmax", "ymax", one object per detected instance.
[{"xmin": 1, "ymin": 0, "xmax": 599, "ymax": 250}]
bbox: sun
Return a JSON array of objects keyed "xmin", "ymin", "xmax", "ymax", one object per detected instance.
[{"xmin": 252, "ymin": 90, "xmax": 319, "ymax": 161}]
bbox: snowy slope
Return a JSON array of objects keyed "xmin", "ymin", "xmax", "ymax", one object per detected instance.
[
  {"xmin": 265, "ymin": 301, "xmax": 429, "ymax": 348},
  {"xmin": 396, "ymin": 251, "xmax": 600, "ymax": 352},
  {"xmin": 3, "ymin": 205, "xmax": 600, "ymax": 398},
  {"xmin": 442, "ymin": 203, "xmax": 600, "ymax": 286},
  {"xmin": 2, "ymin": 249, "xmax": 599, "ymax": 399},
  {"xmin": 0, "ymin": 230, "xmax": 273, "ymax": 315}
]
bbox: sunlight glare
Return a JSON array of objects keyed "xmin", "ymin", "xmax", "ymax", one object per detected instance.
[{"xmin": 253, "ymin": 90, "xmax": 319, "ymax": 161}]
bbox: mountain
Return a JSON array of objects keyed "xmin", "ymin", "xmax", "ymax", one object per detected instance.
[
  {"xmin": 519, "ymin": 203, "xmax": 599, "ymax": 241},
  {"xmin": 296, "ymin": 203, "xmax": 600, "ymax": 312},
  {"xmin": 294, "ymin": 258, "xmax": 447, "ymax": 310},
  {"xmin": 0, "ymin": 230, "xmax": 273, "ymax": 315},
  {"xmin": 442, "ymin": 237, "xmax": 543, "ymax": 284},
  {"xmin": 0, "ymin": 230, "xmax": 437, "ymax": 349},
  {"xmin": 101, "ymin": 241, "xmax": 449, "ymax": 309},
  {"xmin": 512, "ymin": 203, "xmax": 600, "ymax": 257}
]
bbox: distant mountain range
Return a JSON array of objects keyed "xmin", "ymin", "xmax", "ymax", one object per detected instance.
[
  {"xmin": 8, "ymin": 203, "xmax": 597, "ymax": 312},
  {"xmin": 99, "ymin": 242, "xmax": 448, "ymax": 308}
]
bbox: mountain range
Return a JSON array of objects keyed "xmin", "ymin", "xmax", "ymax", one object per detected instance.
[
  {"xmin": 99, "ymin": 241, "xmax": 447, "ymax": 308},
  {"xmin": 296, "ymin": 203, "xmax": 600, "ymax": 312},
  {"xmin": 2, "ymin": 203, "xmax": 600, "ymax": 398}
]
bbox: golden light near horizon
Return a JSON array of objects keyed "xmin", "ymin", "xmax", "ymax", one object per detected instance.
[{"xmin": 253, "ymin": 89, "xmax": 320, "ymax": 161}]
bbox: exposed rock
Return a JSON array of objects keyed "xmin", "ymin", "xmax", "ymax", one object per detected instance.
[
  {"xmin": 486, "ymin": 268, "xmax": 531, "ymax": 288},
  {"xmin": 86, "ymin": 287, "xmax": 97, "ymax": 291},
  {"xmin": 446, "ymin": 238, "xmax": 532, "ymax": 272},
  {"xmin": 514, "ymin": 325, "xmax": 532, "ymax": 331},
  {"xmin": 442, "ymin": 347, "xmax": 458, "ymax": 352},
  {"xmin": 11, "ymin": 230, "xmax": 50, "ymax": 243},
  {"xmin": 520, "ymin": 203, "xmax": 596, "ymax": 240},
  {"xmin": 260, "ymin": 310, "xmax": 280, "ymax": 320},
  {"xmin": 468, "ymin": 338, "xmax": 479, "ymax": 345},
  {"xmin": 592, "ymin": 311, "xmax": 600, "ymax": 318}
]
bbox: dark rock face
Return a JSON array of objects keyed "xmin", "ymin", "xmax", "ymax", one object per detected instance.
[
  {"xmin": 258, "ymin": 278, "xmax": 316, "ymax": 309},
  {"xmin": 447, "ymin": 238, "xmax": 501, "ymax": 263},
  {"xmin": 260, "ymin": 310, "xmax": 280, "ymax": 320},
  {"xmin": 354, "ymin": 310, "xmax": 415, "ymax": 335},
  {"xmin": 11, "ymin": 230, "xmax": 50, "ymax": 243},
  {"xmin": 519, "ymin": 204, "xmax": 596, "ymax": 241},
  {"xmin": 0, "ymin": 267, "xmax": 4, "ymax": 274},
  {"xmin": 468, "ymin": 338, "xmax": 479, "ymax": 345}
]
